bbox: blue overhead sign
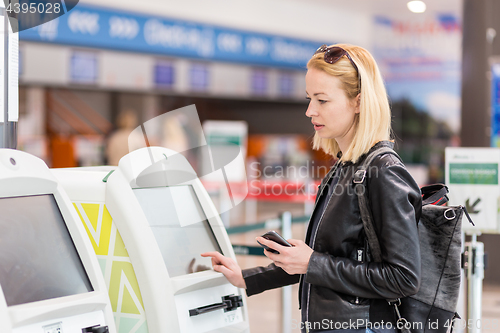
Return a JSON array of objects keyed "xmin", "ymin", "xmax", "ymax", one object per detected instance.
[
  {"xmin": 491, "ymin": 63, "xmax": 500, "ymax": 147},
  {"xmin": 19, "ymin": 4, "xmax": 319, "ymax": 69}
]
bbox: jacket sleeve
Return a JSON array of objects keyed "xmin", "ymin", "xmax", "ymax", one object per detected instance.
[
  {"xmin": 304, "ymin": 154, "xmax": 422, "ymax": 300},
  {"xmin": 242, "ymin": 263, "xmax": 300, "ymax": 296}
]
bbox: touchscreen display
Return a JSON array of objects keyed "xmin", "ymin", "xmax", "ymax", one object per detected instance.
[
  {"xmin": 0, "ymin": 194, "xmax": 93, "ymax": 306},
  {"xmin": 134, "ymin": 186, "xmax": 222, "ymax": 277}
]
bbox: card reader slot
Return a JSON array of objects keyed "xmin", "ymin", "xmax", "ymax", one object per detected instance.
[
  {"xmin": 189, "ymin": 302, "xmax": 228, "ymax": 316},
  {"xmin": 82, "ymin": 325, "xmax": 109, "ymax": 333},
  {"xmin": 188, "ymin": 295, "xmax": 243, "ymax": 317}
]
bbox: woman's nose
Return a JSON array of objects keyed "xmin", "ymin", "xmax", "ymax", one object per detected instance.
[{"xmin": 305, "ymin": 104, "xmax": 317, "ymax": 118}]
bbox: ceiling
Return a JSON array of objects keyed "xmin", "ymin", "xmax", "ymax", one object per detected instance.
[{"xmin": 299, "ymin": 0, "xmax": 463, "ymax": 18}]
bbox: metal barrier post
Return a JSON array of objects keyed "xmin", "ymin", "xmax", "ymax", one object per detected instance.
[
  {"xmin": 245, "ymin": 198, "xmax": 257, "ymax": 224},
  {"xmin": 0, "ymin": 7, "xmax": 18, "ymax": 149},
  {"xmin": 281, "ymin": 211, "xmax": 292, "ymax": 333},
  {"xmin": 465, "ymin": 234, "xmax": 484, "ymax": 333},
  {"xmin": 456, "ymin": 231, "xmax": 467, "ymax": 333},
  {"xmin": 304, "ymin": 180, "xmax": 315, "ymax": 216},
  {"xmin": 219, "ymin": 187, "xmax": 231, "ymax": 228}
]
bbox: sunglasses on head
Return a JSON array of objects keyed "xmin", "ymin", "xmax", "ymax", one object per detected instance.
[{"xmin": 314, "ymin": 44, "xmax": 360, "ymax": 79}]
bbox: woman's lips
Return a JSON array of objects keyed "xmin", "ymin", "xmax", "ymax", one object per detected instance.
[{"xmin": 313, "ymin": 123, "xmax": 324, "ymax": 131}]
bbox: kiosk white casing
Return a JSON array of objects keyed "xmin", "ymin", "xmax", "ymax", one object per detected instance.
[
  {"xmin": 52, "ymin": 147, "xmax": 250, "ymax": 333},
  {"xmin": 0, "ymin": 149, "xmax": 116, "ymax": 333}
]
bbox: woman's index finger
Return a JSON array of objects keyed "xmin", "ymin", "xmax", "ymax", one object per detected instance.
[{"xmin": 201, "ymin": 251, "xmax": 226, "ymax": 263}]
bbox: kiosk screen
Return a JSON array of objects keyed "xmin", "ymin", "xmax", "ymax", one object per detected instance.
[
  {"xmin": 0, "ymin": 195, "xmax": 93, "ymax": 306},
  {"xmin": 134, "ymin": 186, "xmax": 222, "ymax": 277}
]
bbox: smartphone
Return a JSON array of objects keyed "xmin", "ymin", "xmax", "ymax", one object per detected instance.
[{"xmin": 257, "ymin": 230, "xmax": 292, "ymax": 254}]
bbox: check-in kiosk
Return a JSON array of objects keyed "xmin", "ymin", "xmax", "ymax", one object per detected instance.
[
  {"xmin": 0, "ymin": 149, "xmax": 115, "ymax": 333},
  {"xmin": 52, "ymin": 147, "xmax": 250, "ymax": 333}
]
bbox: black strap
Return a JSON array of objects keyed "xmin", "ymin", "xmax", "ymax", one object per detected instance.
[
  {"xmin": 353, "ymin": 146, "xmax": 397, "ymax": 263},
  {"xmin": 353, "ymin": 146, "xmax": 408, "ymax": 329},
  {"xmin": 462, "ymin": 206, "xmax": 475, "ymax": 226},
  {"xmin": 421, "ymin": 183, "xmax": 449, "ymax": 206},
  {"xmin": 449, "ymin": 312, "xmax": 460, "ymax": 333}
]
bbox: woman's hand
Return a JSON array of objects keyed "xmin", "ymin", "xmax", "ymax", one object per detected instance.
[
  {"xmin": 256, "ymin": 237, "xmax": 314, "ymax": 275},
  {"xmin": 201, "ymin": 252, "xmax": 246, "ymax": 289}
]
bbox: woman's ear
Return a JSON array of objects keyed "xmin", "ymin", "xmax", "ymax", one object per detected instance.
[{"xmin": 354, "ymin": 93, "xmax": 361, "ymax": 113}]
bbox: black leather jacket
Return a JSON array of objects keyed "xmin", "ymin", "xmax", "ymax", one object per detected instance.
[{"xmin": 242, "ymin": 141, "xmax": 422, "ymax": 328}]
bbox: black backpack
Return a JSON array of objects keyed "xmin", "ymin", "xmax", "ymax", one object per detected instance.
[{"xmin": 353, "ymin": 146, "xmax": 474, "ymax": 333}]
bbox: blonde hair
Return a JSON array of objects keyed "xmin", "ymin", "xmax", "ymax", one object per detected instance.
[{"xmin": 308, "ymin": 44, "xmax": 391, "ymax": 163}]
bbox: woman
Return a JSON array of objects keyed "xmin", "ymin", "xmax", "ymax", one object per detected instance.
[{"xmin": 202, "ymin": 44, "xmax": 422, "ymax": 333}]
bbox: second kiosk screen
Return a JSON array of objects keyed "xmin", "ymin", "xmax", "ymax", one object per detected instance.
[{"xmin": 133, "ymin": 186, "xmax": 222, "ymax": 277}]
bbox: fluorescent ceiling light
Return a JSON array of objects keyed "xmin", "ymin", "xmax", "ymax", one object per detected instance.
[{"xmin": 407, "ymin": 1, "xmax": 426, "ymax": 13}]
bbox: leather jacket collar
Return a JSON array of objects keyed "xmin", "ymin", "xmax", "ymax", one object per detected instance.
[{"xmin": 339, "ymin": 140, "xmax": 395, "ymax": 166}]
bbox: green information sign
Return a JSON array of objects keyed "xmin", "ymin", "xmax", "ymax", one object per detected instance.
[
  {"xmin": 449, "ymin": 163, "xmax": 499, "ymax": 185},
  {"xmin": 207, "ymin": 134, "xmax": 242, "ymax": 146}
]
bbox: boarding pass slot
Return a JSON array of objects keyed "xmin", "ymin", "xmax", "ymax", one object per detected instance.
[{"xmin": 188, "ymin": 295, "xmax": 243, "ymax": 317}]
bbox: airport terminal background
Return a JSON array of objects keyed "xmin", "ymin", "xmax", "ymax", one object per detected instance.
[{"xmin": 4, "ymin": 0, "xmax": 500, "ymax": 331}]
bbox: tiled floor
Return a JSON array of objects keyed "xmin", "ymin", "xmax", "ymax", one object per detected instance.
[{"xmin": 227, "ymin": 200, "xmax": 500, "ymax": 333}]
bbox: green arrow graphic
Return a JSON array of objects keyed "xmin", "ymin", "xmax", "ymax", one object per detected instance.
[{"xmin": 465, "ymin": 198, "xmax": 481, "ymax": 214}]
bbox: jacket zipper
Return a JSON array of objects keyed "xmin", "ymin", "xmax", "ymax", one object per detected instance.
[
  {"xmin": 355, "ymin": 249, "xmax": 363, "ymax": 304},
  {"xmin": 305, "ymin": 162, "xmax": 341, "ymax": 324},
  {"xmin": 298, "ymin": 162, "xmax": 340, "ymax": 300}
]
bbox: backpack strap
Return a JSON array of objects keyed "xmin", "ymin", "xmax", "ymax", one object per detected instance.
[
  {"xmin": 353, "ymin": 146, "xmax": 406, "ymax": 319},
  {"xmin": 353, "ymin": 146, "xmax": 399, "ymax": 263}
]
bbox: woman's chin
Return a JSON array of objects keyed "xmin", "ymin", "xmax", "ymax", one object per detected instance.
[{"xmin": 316, "ymin": 132, "xmax": 333, "ymax": 139}]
